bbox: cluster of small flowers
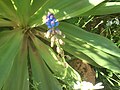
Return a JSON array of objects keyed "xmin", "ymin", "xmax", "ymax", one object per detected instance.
[
  {"xmin": 45, "ymin": 12, "xmax": 65, "ymax": 55},
  {"xmin": 74, "ymin": 81, "xmax": 104, "ymax": 90},
  {"xmin": 46, "ymin": 12, "xmax": 59, "ymax": 29}
]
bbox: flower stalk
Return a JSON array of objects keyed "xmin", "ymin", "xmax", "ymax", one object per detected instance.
[{"xmin": 45, "ymin": 12, "xmax": 66, "ymax": 63}]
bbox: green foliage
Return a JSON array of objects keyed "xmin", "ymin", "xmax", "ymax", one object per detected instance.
[
  {"xmin": 95, "ymin": 68, "xmax": 120, "ymax": 90},
  {"xmin": 0, "ymin": 0, "xmax": 120, "ymax": 90},
  {"xmin": 64, "ymin": 13, "xmax": 120, "ymax": 90}
]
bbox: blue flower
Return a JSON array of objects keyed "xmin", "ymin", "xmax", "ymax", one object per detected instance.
[
  {"xmin": 55, "ymin": 21, "xmax": 59, "ymax": 27},
  {"xmin": 46, "ymin": 12, "xmax": 59, "ymax": 29}
]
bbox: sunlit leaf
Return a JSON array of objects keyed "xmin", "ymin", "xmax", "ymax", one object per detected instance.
[
  {"xmin": 28, "ymin": 0, "xmax": 105, "ymax": 26},
  {"xmin": 62, "ymin": 41, "xmax": 100, "ymax": 67},
  {"xmin": 59, "ymin": 22, "xmax": 120, "ymax": 58},
  {"xmin": 81, "ymin": 2, "xmax": 120, "ymax": 16},
  {"xmin": 59, "ymin": 22, "xmax": 120, "ymax": 73},
  {"xmin": 30, "ymin": 0, "xmax": 48, "ymax": 16},
  {"xmin": 29, "ymin": 32, "xmax": 81, "ymax": 86}
]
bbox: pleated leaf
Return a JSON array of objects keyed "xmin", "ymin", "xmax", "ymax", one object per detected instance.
[
  {"xmin": 59, "ymin": 22, "xmax": 120, "ymax": 58},
  {"xmin": 62, "ymin": 41, "xmax": 100, "ymax": 67},
  {"xmin": 81, "ymin": 2, "xmax": 120, "ymax": 16},
  {"xmin": 28, "ymin": 0, "xmax": 105, "ymax": 26},
  {"xmin": 29, "ymin": 42, "xmax": 62, "ymax": 90},
  {"xmin": 11, "ymin": 0, "xmax": 30, "ymax": 26},
  {"xmin": 29, "ymin": 32, "xmax": 81, "ymax": 86},
  {"xmin": 0, "ymin": 19, "xmax": 14, "ymax": 27},
  {"xmin": 3, "ymin": 34, "xmax": 29, "ymax": 90},
  {"xmin": 59, "ymin": 22, "xmax": 120, "ymax": 73},
  {"xmin": 0, "ymin": 0, "xmax": 18, "ymax": 21},
  {"xmin": 0, "ymin": 30, "xmax": 17, "ymax": 47},
  {"xmin": 0, "ymin": 30, "xmax": 24, "ymax": 89},
  {"xmin": 30, "ymin": 0, "xmax": 48, "ymax": 16}
]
